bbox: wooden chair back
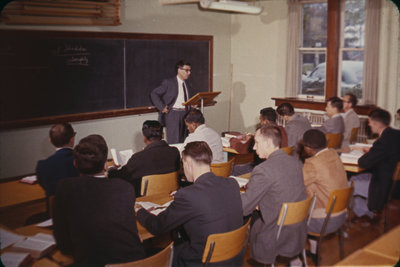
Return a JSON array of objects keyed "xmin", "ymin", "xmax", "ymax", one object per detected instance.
[
  {"xmin": 202, "ymin": 218, "xmax": 251, "ymax": 266},
  {"xmin": 349, "ymin": 127, "xmax": 359, "ymax": 144},
  {"xmin": 325, "ymin": 185, "xmax": 354, "ymax": 215},
  {"xmin": 141, "ymin": 171, "xmax": 179, "ymax": 196},
  {"xmin": 210, "ymin": 158, "xmax": 235, "ymax": 177},
  {"xmin": 326, "ymin": 133, "xmax": 343, "ymax": 149},
  {"xmin": 276, "ymin": 195, "xmax": 317, "ymax": 240},
  {"xmin": 282, "ymin": 146, "xmax": 294, "ymax": 156},
  {"xmin": 106, "ymin": 241, "xmax": 173, "ymax": 267},
  {"xmin": 384, "ymin": 161, "xmax": 400, "ymax": 232}
]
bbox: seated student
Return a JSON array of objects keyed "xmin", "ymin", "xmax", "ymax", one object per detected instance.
[
  {"xmin": 276, "ymin": 102, "xmax": 311, "ymax": 151},
  {"xmin": 241, "ymin": 125, "xmax": 306, "ymax": 265},
  {"xmin": 53, "ymin": 135, "xmax": 145, "ymax": 266},
  {"xmin": 301, "ymin": 129, "xmax": 348, "ymax": 261},
  {"xmin": 183, "ymin": 109, "xmax": 224, "ymax": 163},
  {"xmin": 341, "ymin": 93, "xmax": 361, "ymax": 148},
  {"xmin": 108, "ymin": 120, "xmax": 181, "ymax": 197},
  {"xmin": 351, "ymin": 108, "xmax": 400, "ymax": 221},
  {"xmin": 259, "ymin": 107, "xmax": 288, "ymax": 147},
  {"xmin": 36, "ymin": 123, "xmax": 79, "ymax": 204},
  {"xmin": 137, "ymin": 141, "xmax": 243, "ymax": 267},
  {"xmin": 317, "ymin": 97, "xmax": 345, "ymax": 135}
]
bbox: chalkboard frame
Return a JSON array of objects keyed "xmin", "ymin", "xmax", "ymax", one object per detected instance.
[{"xmin": 0, "ymin": 30, "xmax": 213, "ymax": 130}]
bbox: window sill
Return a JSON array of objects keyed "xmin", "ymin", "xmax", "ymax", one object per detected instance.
[{"xmin": 271, "ymin": 97, "xmax": 376, "ymax": 116}]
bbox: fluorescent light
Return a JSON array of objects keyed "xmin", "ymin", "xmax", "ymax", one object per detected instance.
[{"xmin": 199, "ymin": 0, "xmax": 263, "ymax": 15}]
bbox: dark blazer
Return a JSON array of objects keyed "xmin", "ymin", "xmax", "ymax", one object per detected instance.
[
  {"xmin": 53, "ymin": 176, "xmax": 145, "ymax": 266},
  {"xmin": 358, "ymin": 127, "xmax": 400, "ymax": 211},
  {"xmin": 108, "ymin": 140, "xmax": 181, "ymax": 196},
  {"xmin": 241, "ymin": 149, "xmax": 306, "ymax": 264},
  {"xmin": 137, "ymin": 172, "xmax": 243, "ymax": 266},
  {"xmin": 36, "ymin": 148, "xmax": 79, "ymax": 197},
  {"xmin": 150, "ymin": 77, "xmax": 194, "ymax": 125}
]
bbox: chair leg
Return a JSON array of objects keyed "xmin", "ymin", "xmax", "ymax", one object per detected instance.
[
  {"xmin": 338, "ymin": 228, "xmax": 344, "ymax": 259},
  {"xmin": 302, "ymin": 249, "xmax": 308, "ymax": 267},
  {"xmin": 315, "ymin": 237, "xmax": 322, "ymax": 266}
]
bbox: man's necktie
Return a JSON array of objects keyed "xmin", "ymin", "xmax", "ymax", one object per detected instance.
[{"xmin": 182, "ymin": 82, "xmax": 188, "ymax": 110}]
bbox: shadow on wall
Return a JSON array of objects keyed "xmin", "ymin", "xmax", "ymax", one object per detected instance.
[{"xmin": 230, "ymin": 81, "xmax": 246, "ymax": 132}]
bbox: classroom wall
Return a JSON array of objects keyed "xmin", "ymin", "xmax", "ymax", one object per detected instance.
[
  {"xmin": 0, "ymin": 0, "xmax": 399, "ymax": 179},
  {"xmin": 0, "ymin": 0, "xmax": 233, "ymax": 178}
]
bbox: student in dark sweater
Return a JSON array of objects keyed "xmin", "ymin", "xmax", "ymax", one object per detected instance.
[{"xmin": 53, "ymin": 134, "xmax": 145, "ymax": 266}]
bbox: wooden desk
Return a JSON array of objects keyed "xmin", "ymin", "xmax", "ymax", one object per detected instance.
[
  {"xmin": 343, "ymin": 163, "xmax": 364, "ymax": 173},
  {"xmin": 335, "ymin": 225, "xmax": 400, "ymax": 266},
  {"xmin": 223, "ymin": 147, "xmax": 254, "ymax": 165},
  {"xmin": 0, "ymin": 180, "xmax": 45, "ymax": 209}
]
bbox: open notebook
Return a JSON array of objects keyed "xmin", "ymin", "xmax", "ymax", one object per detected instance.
[{"xmin": 340, "ymin": 143, "xmax": 372, "ymax": 165}]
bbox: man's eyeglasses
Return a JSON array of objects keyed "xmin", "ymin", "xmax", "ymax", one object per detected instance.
[{"xmin": 180, "ymin": 68, "xmax": 192, "ymax": 73}]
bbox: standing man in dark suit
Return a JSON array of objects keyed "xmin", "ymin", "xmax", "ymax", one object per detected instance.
[
  {"xmin": 53, "ymin": 135, "xmax": 145, "ymax": 266},
  {"xmin": 108, "ymin": 120, "xmax": 181, "ymax": 197},
  {"xmin": 137, "ymin": 141, "xmax": 243, "ymax": 266},
  {"xmin": 36, "ymin": 123, "xmax": 79, "ymax": 211},
  {"xmin": 151, "ymin": 60, "xmax": 194, "ymax": 144},
  {"xmin": 241, "ymin": 125, "xmax": 306, "ymax": 265},
  {"xmin": 352, "ymin": 108, "xmax": 400, "ymax": 220}
]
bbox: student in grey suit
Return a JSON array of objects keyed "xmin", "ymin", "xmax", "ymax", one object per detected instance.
[
  {"xmin": 151, "ymin": 60, "xmax": 194, "ymax": 144},
  {"xmin": 318, "ymin": 97, "xmax": 345, "ymax": 135},
  {"xmin": 137, "ymin": 141, "xmax": 244, "ymax": 267},
  {"xmin": 241, "ymin": 125, "xmax": 306, "ymax": 265},
  {"xmin": 341, "ymin": 93, "xmax": 360, "ymax": 148},
  {"xmin": 277, "ymin": 102, "xmax": 311, "ymax": 150}
]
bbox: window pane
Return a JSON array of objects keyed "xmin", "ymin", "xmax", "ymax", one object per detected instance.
[
  {"xmin": 344, "ymin": 0, "xmax": 365, "ymax": 48},
  {"xmin": 302, "ymin": 3, "xmax": 328, "ymax": 48},
  {"xmin": 300, "ymin": 52, "xmax": 326, "ymax": 96},
  {"xmin": 339, "ymin": 52, "xmax": 364, "ymax": 98}
]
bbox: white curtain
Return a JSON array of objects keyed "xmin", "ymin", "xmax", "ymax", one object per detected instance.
[{"xmin": 285, "ymin": 0, "xmax": 300, "ymax": 97}]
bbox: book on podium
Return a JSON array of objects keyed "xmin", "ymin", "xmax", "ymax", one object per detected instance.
[{"xmin": 183, "ymin": 91, "xmax": 221, "ymax": 113}]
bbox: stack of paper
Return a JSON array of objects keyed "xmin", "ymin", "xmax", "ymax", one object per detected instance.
[
  {"xmin": 340, "ymin": 150, "xmax": 364, "ymax": 165},
  {"xmin": 0, "ymin": 228, "xmax": 25, "ymax": 250},
  {"xmin": 20, "ymin": 175, "xmax": 37, "ymax": 184}
]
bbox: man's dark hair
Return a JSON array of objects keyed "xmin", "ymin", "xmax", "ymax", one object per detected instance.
[
  {"xmin": 396, "ymin": 108, "xmax": 400, "ymax": 115},
  {"xmin": 345, "ymin": 93, "xmax": 358, "ymax": 107},
  {"xmin": 73, "ymin": 134, "xmax": 108, "ymax": 175},
  {"xmin": 327, "ymin": 97, "xmax": 343, "ymax": 112},
  {"xmin": 142, "ymin": 120, "xmax": 163, "ymax": 141},
  {"xmin": 182, "ymin": 141, "xmax": 212, "ymax": 165},
  {"xmin": 184, "ymin": 109, "xmax": 205, "ymax": 125},
  {"xmin": 276, "ymin": 103, "xmax": 295, "ymax": 116},
  {"xmin": 303, "ymin": 129, "xmax": 327, "ymax": 150},
  {"xmin": 176, "ymin": 60, "xmax": 191, "ymax": 73},
  {"xmin": 258, "ymin": 125, "xmax": 282, "ymax": 148},
  {"xmin": 260, "ymin": 107, "xmax": 277, "ymax": 123},
  {"xmin": 369, "ymin": 108, "xmax": 391, "ymax": 126},
  {"xmin": 49, "ymin": 123, "xmax": 75, "ymax": 148}
]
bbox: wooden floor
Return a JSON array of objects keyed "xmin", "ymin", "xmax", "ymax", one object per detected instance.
[{"xmin": 1, "ymin": 199, "xmax": 399, "ymax": 266}]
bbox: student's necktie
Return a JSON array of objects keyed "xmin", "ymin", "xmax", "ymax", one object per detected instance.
[{"xmin": 182, "ymin": 82, "xmax": 188, "ymax": 110}]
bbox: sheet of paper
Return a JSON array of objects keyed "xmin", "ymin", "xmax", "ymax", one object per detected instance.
[
  {"xmin": 0, "ymin": 228, "xmax": 26, "ymax": 249},
  {"xmin": 36, "ymin": 218, "xmax": 53, "ymax": 227},
  {"xmin": 20, "ymin": 175, "xmax": 37, "ymax": 184},
  {"xmin": 0, "ymin": 252, "xmax": 30, "ymax": 267},
  {"xmin": 230, "ymin": 176, "xmax": 249, "ymax": 187}
]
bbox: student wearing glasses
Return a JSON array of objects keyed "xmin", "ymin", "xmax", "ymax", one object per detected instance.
[{"xmin": 151, "ymin": 60, "xmax": 194, "ymax": 144}]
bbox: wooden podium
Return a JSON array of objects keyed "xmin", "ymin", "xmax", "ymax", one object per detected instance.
[{"xmin": 183, "ymin": 91, "xmax": 221, "ymax": 113}]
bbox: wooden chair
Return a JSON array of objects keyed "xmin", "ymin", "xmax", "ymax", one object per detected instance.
[
  {"xmin": 384, "ymin": 161, "xmax": 400, "ymax": 232},
  {"xmin": 210, "ymin": 158, "xmax": 235, "ymax": 177},
  {"xmin": 349, "ymin": 127, "xmax": 359, "ymax": 144},
  {"xmin": 282, "ymin": 146, "xmax": 294, "ymax": 156},
  {"xmin": 274, "ymin": 195, "xmax": 317, "ymax": 267},
  {"xmin": 202, "ymin": 218, "xmax": 251, "ymax": 267},
  {"xmin": 106, "ymin": 241, "xmax": 173, "ymax": 267},
  {"xmin": 141, "ymin": 171, "xmax": 179, "ymax": 196},
  {"xmin": 326, "ymin": 133, "xmax": 343, "ymax": 149},
  {"xmin": 308, "ymin": 185, "xmax": 354, "ymax": 266}
]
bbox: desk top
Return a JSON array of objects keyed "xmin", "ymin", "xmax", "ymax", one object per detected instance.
[{"xmin": 0, "ymin": 180, "xmax": 45, "ymax": 209}]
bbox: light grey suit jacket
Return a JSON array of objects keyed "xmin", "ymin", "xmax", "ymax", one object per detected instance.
[
  {"xmin": 341, "ymin": 109, "xmax": 360, "ymax": 148},
  {"xmin": 285, "ymin": 113, "xmax": 312, "ymax": 148},
  {"xmin": 318, "ymin": 114, "xmax": 344, "ymax": 134},
  {"xmin": 241, "ymin": 149, "xmax": 307, "ymax": 264}
]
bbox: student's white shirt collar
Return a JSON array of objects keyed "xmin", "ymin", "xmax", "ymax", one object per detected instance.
[
  {"xmin": 93, "ymin": 175, "xmax": 106, "ymax": 179},
  {"xmin": 315, "ymin": 147, "xmax": 329, "ymax": 157}
]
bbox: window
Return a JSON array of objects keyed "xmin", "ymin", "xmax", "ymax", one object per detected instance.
[{"xmin": 286, "ymin": 0, "xmax": 378, "ymax": 104}]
